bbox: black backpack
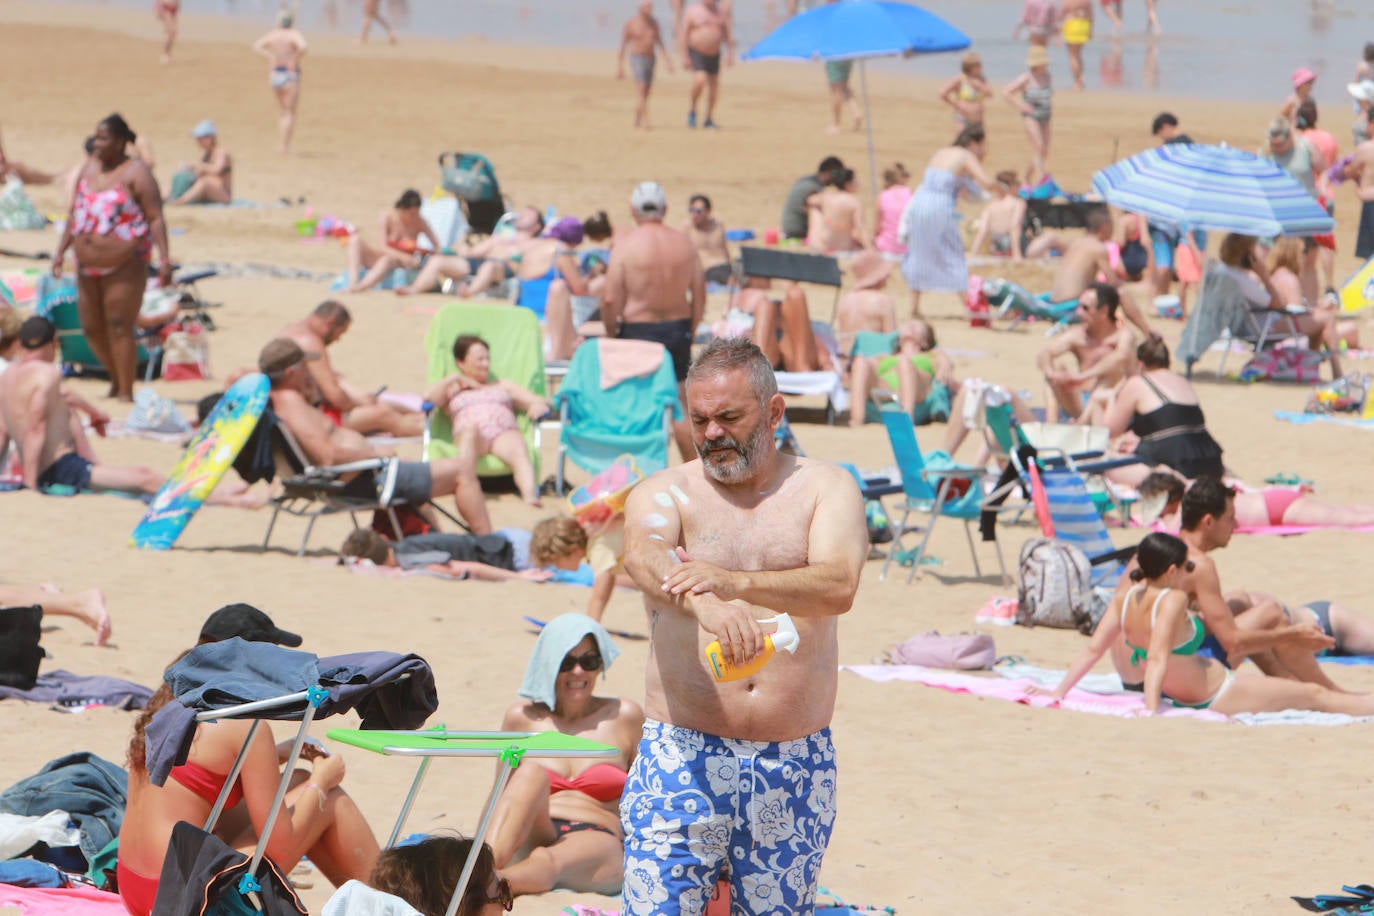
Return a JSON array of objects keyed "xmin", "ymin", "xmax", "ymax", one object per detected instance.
[{"xmin": 0, "ymin": 606, "xmax": 45, "ymax": 689}]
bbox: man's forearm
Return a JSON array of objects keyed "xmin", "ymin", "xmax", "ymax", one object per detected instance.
[
  {"xmin": 1227, "ymin": 624, "xmax": 1307, "ymax": 660},
  {"xmin": 732, "ymin": 564, "xmax": 857, "ymax": 617},
  {"xmin": 21, "ymin": 432, "xmax": 44, "ymax": 487}
]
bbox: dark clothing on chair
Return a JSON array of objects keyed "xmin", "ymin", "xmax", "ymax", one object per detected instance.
[{"xmin": 152, "ymin": 820, "xmax": 304, "ymax": 916}]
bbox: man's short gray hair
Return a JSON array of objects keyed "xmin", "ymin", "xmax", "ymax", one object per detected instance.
[{"xmin": 686, "ymin": 337, "xmax": 777, "ymax": 406}]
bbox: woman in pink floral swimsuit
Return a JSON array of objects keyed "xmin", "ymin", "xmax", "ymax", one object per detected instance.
[
  {"xmin": 52, "ymin": 114, "xmax": 171, "ymax": 401},
  {"xmin": 425, "ymin": 334, "xmax": 551, "ymax": 506}
]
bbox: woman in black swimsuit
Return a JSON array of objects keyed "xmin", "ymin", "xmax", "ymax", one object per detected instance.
[{"xmin": 1101, "ymin": 333, "xmax": 1224, "ymax": 487}]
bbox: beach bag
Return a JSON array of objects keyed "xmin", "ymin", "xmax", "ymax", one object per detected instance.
[
  {"xmin": 0, "ymin": 178, "xmax": 46, "ymax": 231},
  {"xmin": 438, "ymin": 153, "xmax": 494, "ymax": 202},
  {"xmin": 1016, "ymin": 538, "xmax": 1095, "ymax": 632},
  {"xmin": 0, "ymin": 607, "xmax": 45, "ymax": 690},
  {"xmin": 127, "ymin": 389, "xmax": 192, "ymax": 435},
  {"xmin": 886, "ymin": 631, "xmax": 996, "ymax": 670},
  {"xmin": 1239, "ymin": 346, "xmax": 1325, "ymax": 383},
  {"xmin": 160, "ymin": 325, "xmax": 210, "ymax": 381}
]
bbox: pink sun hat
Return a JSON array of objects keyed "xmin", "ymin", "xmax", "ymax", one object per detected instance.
[{"xmin": 1292, "ymin": 67, "xmax": 1317, "ymax": 89}]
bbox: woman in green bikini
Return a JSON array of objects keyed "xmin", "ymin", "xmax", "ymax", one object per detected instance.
[
  {"xmin": 846, "ymin": 319, "xmax": 954, "ymax": 428},
  {"xmin": 1039, "ymin": 532, "xmax": 1374, "ymax": 716}
]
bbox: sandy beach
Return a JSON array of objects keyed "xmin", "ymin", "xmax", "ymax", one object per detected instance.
[{"xmin": 2, "ymin": 2, "xmax": 1373, "ymax": 913}]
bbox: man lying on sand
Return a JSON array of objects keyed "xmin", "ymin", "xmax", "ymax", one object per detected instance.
[
  {"xmin": 261, "ymin": 337, "xmax": 492, "ymax": 534},
  {"xmin": 280, "ymin": 300, "xmax": 424, "ymax": 438},
  {"xmin": 340, "ymin": 528, "xmax": 550, "ymax": 582}
]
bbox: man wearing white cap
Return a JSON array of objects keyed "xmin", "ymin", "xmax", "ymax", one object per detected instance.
[
  {"xmin": 169, "ymin": 120, "xmax": 232, "ymax": 205},
  {"xmin": 602, "ymin": 182, "xmax": 704, "ymax": 459}
]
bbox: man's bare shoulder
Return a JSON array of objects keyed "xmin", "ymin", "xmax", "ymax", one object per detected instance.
[{"xmin": 792, "ymin": 457, "xmax": 861, "ymax": 495}]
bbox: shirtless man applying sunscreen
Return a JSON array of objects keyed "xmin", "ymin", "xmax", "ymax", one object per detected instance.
[{"xmin": 621, "ymin": 337, "xmax": 866, "ymax": 915}]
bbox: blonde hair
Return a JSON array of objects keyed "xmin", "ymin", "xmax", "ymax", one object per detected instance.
[
  {"xmin": 530, "ymin": 516, "xmax": 587, "ymax": 567},
  {"xmin": 881, "ymin": 162, "xmax": 909, "ymax": 188},
  {"xmin": 1269, "ymin": 237, "xmax": 1303, "ymax": 275}
]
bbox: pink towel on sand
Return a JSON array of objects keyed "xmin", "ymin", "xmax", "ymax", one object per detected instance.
[
  {"xmin": 598, "ymin": 339, "xmax": 665, "ymax": 390},
  {"xmin": 841, "ymin": 665, "xmax": 1228, "ymax": 721},
  {"xmin": 0, "ymin": 884, "xmax": 129, "ymax": 914}
]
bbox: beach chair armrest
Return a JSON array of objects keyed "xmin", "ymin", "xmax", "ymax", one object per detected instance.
[
  {"xmin": 308, "ymin": 458, "xmax": 389, "ymax": 476},
  {"xmin": 921, "ymin": 466, "xmax": 987, "ymax": 480},
  {"xmin": 1090, "ymin": 544, "xmax": 1137, "ymax": 567}
]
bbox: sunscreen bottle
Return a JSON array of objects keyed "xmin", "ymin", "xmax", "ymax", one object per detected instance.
[{"xmin": 704, "ymin": 615, "xmax": 800, "ymax": 682}]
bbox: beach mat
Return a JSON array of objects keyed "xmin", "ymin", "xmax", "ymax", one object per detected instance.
[
  {"xmin": 843, "ymin": 663, "xmax": 1374, "ymax": 725},
  {"xmin": 1273, "ymin": 411, "xmax": 1374, "ymax": 429}
]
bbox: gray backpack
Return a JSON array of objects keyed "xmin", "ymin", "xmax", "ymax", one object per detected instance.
[{"xmin": 1016, "ymin": 538, "xmax": 1098, "ymax": 633}]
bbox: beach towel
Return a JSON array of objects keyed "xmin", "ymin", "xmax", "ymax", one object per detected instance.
[
  {"xmin": 0, "ymin": 883, "xmax": 128, "ymax": 914},
  {"xmin": 0, "ymin": 670, "xmax": 153, "ymax": 711},
  {"xmin": 1273, "ymin": 410, "xmax": 1374, "ymax": 429},
  {"xmin": 517, "ymin": 613, "xmax": 620, "ymax": 709},
  {"xmin": 774, "ymin": 370, "xmax": 850, "ymax": 413},
  {"xmin": 322, "ymin": 880, "xmax": 423, "ymax": 916},
  {"xmin": 597, "ymin": 338, "xmax": 665, "ymax": 390},
  {"xmin": 0, "ymin": 179, "xmax": 47, "ymax": 231}
]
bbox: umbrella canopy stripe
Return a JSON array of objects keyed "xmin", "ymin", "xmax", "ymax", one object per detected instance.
[{"xmin": 1092, "ymin": 143, "xmax": 1335, "ymax": 237}]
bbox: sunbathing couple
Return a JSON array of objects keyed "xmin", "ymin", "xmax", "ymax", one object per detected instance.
[{"xmin": 1039, "ymin": 479, "xmax": 1374, "ymax": 716}]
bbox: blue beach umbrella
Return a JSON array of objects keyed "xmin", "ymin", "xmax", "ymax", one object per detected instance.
[
  {"xmin": 1091, "ymin": 143, "xmax": 1335, "ymax": 238},
  {"xmin": 743, "ymin": 1, "xmax": 971, "ymax": 197}
]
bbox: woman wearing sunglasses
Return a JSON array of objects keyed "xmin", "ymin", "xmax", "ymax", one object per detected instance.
[{"xmin": 487, "ymin": 613, "xmax": 644, "ymax": 898}]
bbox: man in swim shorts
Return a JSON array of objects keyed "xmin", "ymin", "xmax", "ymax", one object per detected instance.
[
  {"xmin": 682, "ymin": 194, "xmax": 732, "ymax": 286},
  {"xmin": 618, "ymin": 1, "xmax": 673, "ymax": 129},
  {"xmin": 262, "ymin": 337, "xmax": 494, "ymax": 534},
  {"xmin": 621, "ymin": 338, "xmax": 866, "ymax": 916},
  {"xmin": 682, "ymin": 0, "xmax": 733, "ymax": 129},
  {"xmin": 602, "ymin": 182, "xmax": 705, "ymax": 459},
  {"xmin": 253, "ymin": 11, "xmax": 308, "ymax": 153},
  {"xmin": 0, "ymin": 317, "xmax": 163, "ymax": 496}
]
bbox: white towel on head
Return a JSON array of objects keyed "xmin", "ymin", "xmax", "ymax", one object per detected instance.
[
  {"xmin": 322, "ymin": 880, "xmax": 423, "ymax": 916},
  {"xmin": 518, "ymin": 613, "xmax": 621, "ymax": 709}
]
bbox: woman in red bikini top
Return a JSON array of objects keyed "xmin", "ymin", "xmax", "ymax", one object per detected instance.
[
  {"xmin": 487, "ymin": 615, "xmax": 644, "ymax": 899},
  {"xmin": 51, "ymin": 113, "xmax": 171, "ymax": 401},
  {"xmin": 116, "ymin": 612, "xmax": 381, "ymax": 916}
]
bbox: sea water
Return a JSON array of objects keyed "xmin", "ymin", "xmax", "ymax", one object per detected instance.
[{"xmin": 52, "ymin": 0, "xmax": 1374, "ymax": 103}]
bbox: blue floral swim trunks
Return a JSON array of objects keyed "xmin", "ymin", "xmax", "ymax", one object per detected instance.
[{"xmin": 620, "ymin": 718, "xmax": 837, "ymax": 915}]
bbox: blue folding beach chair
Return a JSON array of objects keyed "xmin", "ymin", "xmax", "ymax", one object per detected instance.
[
  {"xmin": 879, "ymin": 405, "xmax": 1006, "ymax": 583},
  {"xmin": 1038, "ymin": 468, "xmax": 1136, "ymax": 587}
]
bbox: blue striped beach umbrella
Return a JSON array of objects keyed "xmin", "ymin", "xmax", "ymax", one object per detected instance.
[{"xmin": 1091, "ymin": 143, "xmax": 1335, "ymax": 237}]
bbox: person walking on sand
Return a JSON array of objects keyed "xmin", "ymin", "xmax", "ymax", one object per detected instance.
[
  {"xmin": 682, "ymin": 0, "xmax": 733, "ymax": 129},
  {"xmin": 621, "ymin": 337, "xmax": 866, "ymax": 916},
  {"xmin": 1058, "ymin": 0, "xmax": 1093, "ymax": 90},
  {"xmin": 939, "ymin": 51, "xmax": 992, "ymax": 128},
  {"xmin": 1281, "ymin": 67, "xmax": 1317, "ymax": 123},
  {"xmin": 618, "ymin": 1, "xmax": 673, "ymax": 130},
  {"xmin": 155, "ymin": 0, "xmax": 179, "ymax": 65},
  {"xmin": 358, "ymin": 0, "xmax": 396, "ymax": 44},
  {"xmin": 253, "ymin": 11, "xmax": 308, "ymax": 154},
  {"xmin": 1004, "ymin": 45, "xmax": 1053, "ymax": 185},
  {"xmin": 602, "ymin": 182, "xmax": 704, "ymax": 460}
]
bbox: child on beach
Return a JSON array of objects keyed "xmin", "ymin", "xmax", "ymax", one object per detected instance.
[{"xmin": 530, "ymin": 515, "xmax": 634, "ymax": 621}]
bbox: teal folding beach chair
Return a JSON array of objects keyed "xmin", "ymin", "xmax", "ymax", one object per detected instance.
[
  {"xmin": 1038, "ymin": 468, "xmax": 1136, "ymax": 587},
  {"xmin": 983, "ymin": 278, "xmax": 1079, "ymax": 334},
  {"xmin": 553, "ymin": 339, "xmax": 682, "ymax": 494},
  {"xmin": 878, "ymin": 405, "xmax": 1006, "ymax": 583}
]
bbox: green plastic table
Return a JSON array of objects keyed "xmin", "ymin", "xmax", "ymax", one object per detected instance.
[{"xmin": 327, "ymin": 727, "xmax": 618, "ymax": 916}]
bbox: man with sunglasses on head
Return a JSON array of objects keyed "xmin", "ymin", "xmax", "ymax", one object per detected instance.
[
  {"xmin": 1035, "ymin": 282, "xmax": 1136, "ymax": 422},
  {"xmin": 1050, "ymin": 208, "xmax": 1152, "ymax": 335},
  {"xmin": 622, "ymin": 337, "xmax": 867, "ymax": 916}
]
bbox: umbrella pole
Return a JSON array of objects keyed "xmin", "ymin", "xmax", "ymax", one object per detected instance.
[{"xmin": 860, "ymin": 59, "xmax": 877, "ymax": 208}]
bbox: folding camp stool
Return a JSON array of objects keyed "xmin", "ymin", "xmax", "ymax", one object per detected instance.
[{"xmin": 325, "ymin": 728, "xmax": 618, "ymax": 916}]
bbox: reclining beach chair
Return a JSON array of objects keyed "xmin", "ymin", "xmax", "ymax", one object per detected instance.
[
  {"xmin": 437, "ymin": 152, "xmax": 504, "ymax": 236},
  {"xmin": 553, "ymin": 338, "xmax": 681, "ymax": 494},
  {"xmin": 146, "ymin": 639, "xmax": 437, "ymax": 916},
  {"xmin": 982, "ymin": 277, "xmax": 1079, "ymax": 335},
  {"xmin": 257, "ymin": 415, "xmax": 468, "ymax": 556},
  {"xmin": 423, "ymin": 302, "xmax": 544, "ymax": 479},
  {"xmin": 1178, "ymin": 260, "xmax": 1317, "ymax": 379},
  {"xmin": 1037, "ymin": 468, "xmax": 1136, "ymax": 588},
  {"xmin": 878, "ymin": 405, "xmax": 1006, "ymax": 583}
]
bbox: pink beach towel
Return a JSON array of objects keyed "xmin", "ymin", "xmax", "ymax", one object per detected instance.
[
  {"xmin": 840, "ymin": 665, "xmax": 1228, "ymax": 721},
  {"xmin": 0, "ymin": 883, "xmax": 129, "ymax": 914},
  {"xmin": 598, "ymin": 338, "xmax": 665, "ymax": 390}
]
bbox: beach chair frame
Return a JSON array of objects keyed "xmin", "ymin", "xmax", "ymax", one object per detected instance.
[
  {"xmin": 877, "ymin": 405, "xmax": 1006, "ymax": 583},
  {"xmin": 325, "ymin": 728, "xmax": 618, "ymax": 916}
]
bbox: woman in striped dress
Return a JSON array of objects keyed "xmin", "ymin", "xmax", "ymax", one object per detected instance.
[{"xmin": 898, "ymin": 123, "xmax": 996, "ymax": 316}]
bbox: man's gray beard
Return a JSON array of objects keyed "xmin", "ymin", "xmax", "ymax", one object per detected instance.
[{"xmin": 696, "ymin": 418, "xmax": 770, "ymax": 485}]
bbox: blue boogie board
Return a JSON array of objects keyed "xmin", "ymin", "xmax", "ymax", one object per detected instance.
[{"xmin": 130, "ymin": 373, "xmax": 270, "ymax": 550}]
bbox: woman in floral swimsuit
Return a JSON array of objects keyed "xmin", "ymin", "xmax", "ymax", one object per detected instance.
[
  {"xmin": 425, "ymin": 334, "xmax": 551, "ymax": 506},
  {"xmin": 52, "ymin": 114, "xmax": 171, "ymax": 401}
]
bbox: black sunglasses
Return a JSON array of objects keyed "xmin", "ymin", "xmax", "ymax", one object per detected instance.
[
  {"xmin": 559, "ymin": 652, "xmax": 604, "ymax": 673},
  {"xmin": 487, "ymin": 876, "xmax": 513, "ymax": 911}
]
